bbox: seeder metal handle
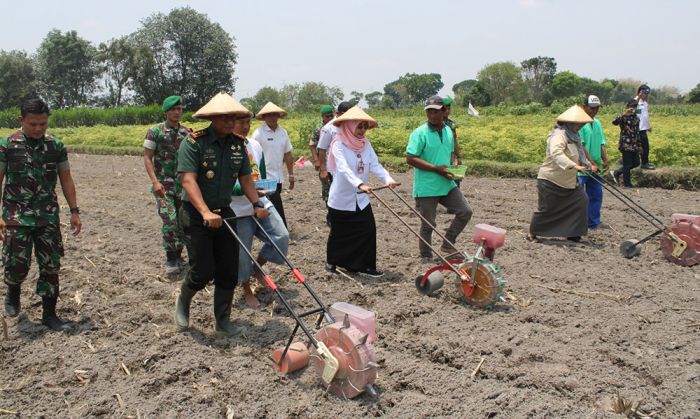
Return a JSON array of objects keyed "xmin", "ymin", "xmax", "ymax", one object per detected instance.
[
  {"xmin": 366, "ymin": 190, "xmax": 468, "ymax": 281},
  {"xmin": 247, "ymin": 216, "xmax": 336, "ymax": 325},
  {"xmin": 221, "ymin": 218, "xmax": 323, "ymax": 349}
]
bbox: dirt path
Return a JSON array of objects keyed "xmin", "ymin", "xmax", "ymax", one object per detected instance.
[{"xmin": 1, "ymin": 154, "xmax": 698, "ymax": 417}]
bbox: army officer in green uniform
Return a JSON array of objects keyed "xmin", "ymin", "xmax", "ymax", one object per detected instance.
[
  {"xmin": 175, "ymin": 93, "xmax": 268, "ymax": 336},
  {"xmin": 0, "ymin": 98, "xmax": 81, "ymax": 332}
]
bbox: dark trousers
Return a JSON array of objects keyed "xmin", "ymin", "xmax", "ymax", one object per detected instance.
[
  {"xmin": 268, "ymin": 183, "xmax": 287, "ymax": 228},
  {"xmin": 614, "ymin": 151, "xmax": 640, "ymax": 187},
  {"xmin": 639, "ymin": 130, "xmax": 650, "ymax": 165},
  {"xmin": 179, "ymin": 203, "xmax": 238, "ymax": 291}
]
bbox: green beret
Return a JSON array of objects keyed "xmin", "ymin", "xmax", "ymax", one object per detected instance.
[
  {"xmin": 443, "ymin": 97, "xmax": 453, "ymax": 106},
  {"xmin": 320, "ymin": 104, "xmax": 334, "ymax": 114},
  {"xmin": 162, "ymin": 95, "xmax": 182, "ymax": 112}
]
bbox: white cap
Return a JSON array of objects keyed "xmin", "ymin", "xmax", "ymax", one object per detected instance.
[{"xmin": 586, "ymin": 95, "xmax": 601, "ymax": 107}]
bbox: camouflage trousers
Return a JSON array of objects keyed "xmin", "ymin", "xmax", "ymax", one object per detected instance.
[
  {"xmin": 155, "ymin": 186, "xmax": 185, "ymax": 252},
  {"xmin": 2, "ymin": 224, "xmax": 64, "ymax": 297}
]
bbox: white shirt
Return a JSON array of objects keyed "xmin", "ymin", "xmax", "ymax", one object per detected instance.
[
  {"xmin": 317, "ymin": 120, "xmax": 338, "ymax": 151},
  {"xmin": 637, "ymin": 99, "xmax": 651, "ymax": 131},
  {"xmin": 327, "ymin": 141, "xmax": 394, "ymax": 211},
  {"xmin": 251, "ymin": 123, "xmax": 293, "ymax": 184}
]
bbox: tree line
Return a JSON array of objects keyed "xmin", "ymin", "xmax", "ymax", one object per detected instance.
[
  {"xmin": 2, "ymin": 6, "xmax": 699, "ymax": 112},
  {"xmin": 0, "ymin": 7, "xmax": 236, "ymax": 110}
]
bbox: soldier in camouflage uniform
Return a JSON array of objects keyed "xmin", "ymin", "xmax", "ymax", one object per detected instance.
[
  {"xmin": 309, "ymin": 105, "xmax": 334, "ymax": 202},
  {"xmin": 1, "ymin": 98, "xmax": 81, "ymax": 332},
  {"xmin": 144, "ymin": 96, "xmax": 190, "ymax": 275}
]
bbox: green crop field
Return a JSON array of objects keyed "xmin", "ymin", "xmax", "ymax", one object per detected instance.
[{"xmin": 2, "ymin": 110, "xmax": 698, "ymax": 169}]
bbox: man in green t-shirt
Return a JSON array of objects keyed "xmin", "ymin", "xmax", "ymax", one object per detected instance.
[
  {"xmin": 578, "ymin": 95, "xmax": 608, "ymax": 229},
  {"xmin": 406, "ymin": 96, "xmax": 473, "ymax": 261},
  {"xmin": 174, "ymin": 93, "xmax": 268, "ymax": 337}
]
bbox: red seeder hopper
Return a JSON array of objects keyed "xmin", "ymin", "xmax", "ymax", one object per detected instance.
[{"xmin": 223, "ymin": 211, "xmax": 378, "ymax": 399}]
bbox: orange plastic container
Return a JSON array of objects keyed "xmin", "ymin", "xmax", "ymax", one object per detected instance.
[
  {"xmin": 472, "ymin": 224, "xmax": 506, "ymax": 249},
  {"xmin": 270, "ymin": 341, "xmax": 309, "ymax": 374}
]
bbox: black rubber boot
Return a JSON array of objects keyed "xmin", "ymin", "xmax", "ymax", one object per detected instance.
[
  {"xmin": 4, "ymin": 284, "xmax": 21, "ymax": 317},
  {"xmin": 213, "ymin": 287, "xmax": 244, "ymax": 337},
  {"xmin": 175, "ymin": 280, "xmax": 198, "ymax": 329},
  {"xmin": 41, "ymin": 297, "xmax": 72, "ymax": 332}
]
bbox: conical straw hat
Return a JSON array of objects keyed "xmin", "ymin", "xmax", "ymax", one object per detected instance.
[
  {"xmin": 332, "ymin": 106, "xmax": 378, "ymax": 129},
  {"xmin": 556, "ymin": 105, "xmax": 593, "ymax": 124},
  {"xmin": 193, "ymin": 92, "xmax": 252, "ymax": 119},
  {"xmin": 256, "ymin": 102, "xmax": 288, "ymax": 119}
]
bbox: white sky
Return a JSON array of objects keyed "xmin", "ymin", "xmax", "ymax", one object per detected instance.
[{"xmin": 3, "ymin": 0, "xmax": 699, "ymax": 98}]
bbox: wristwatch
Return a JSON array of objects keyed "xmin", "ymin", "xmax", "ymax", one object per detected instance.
[
  {"xmin": 252, "ymin": 201, "xmax": 264, "ymax": 209},
  {"xmin": 70, "ymin": 207, "xmax": 80, "ymax": 214}
]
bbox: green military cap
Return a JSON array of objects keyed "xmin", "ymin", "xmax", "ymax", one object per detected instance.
[
  {"xmin": 320, "ymin": 104, "xmax": 334, "ymax": 114},
  {"xmin": 162, "ymin": 95, "xmax": 182, "ymax": 112},
  {"xmin": 443, "ymin": 97, "xmax": 453, "ymax": 106}
]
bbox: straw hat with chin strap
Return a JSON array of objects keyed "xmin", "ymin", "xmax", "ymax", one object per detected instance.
[
  {"xmin": 332, "ymin": 106, "xmax": 378, "ymax": 129},
  {"xmin": 556, "ymin": 105, "xmax": 593, "ymax": 124},
  {"xmin": 192, "ymin": 92, "xmax": 252, "ymax": 119},
  {"xmin": 256, "ymin": 102, "xmax": 288, "ymax": 119}
]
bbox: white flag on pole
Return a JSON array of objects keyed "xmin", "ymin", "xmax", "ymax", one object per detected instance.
[{"xmin": 467, "ymin": 102, "xmax": 480, "ymax": 117}]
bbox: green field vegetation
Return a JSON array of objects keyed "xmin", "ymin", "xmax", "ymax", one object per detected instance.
[{"xmin": 1, "ymin": 107, "xmax": 698, "ymax": 189}]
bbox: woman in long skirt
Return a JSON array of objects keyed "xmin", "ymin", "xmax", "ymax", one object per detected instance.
[
  {"xmin": 325, "ymin": 106, "xmax": 396, "ymax": 277},
  {"xmin": 528, "ymin": 105, "xmax": 594, "ymax": 242}
]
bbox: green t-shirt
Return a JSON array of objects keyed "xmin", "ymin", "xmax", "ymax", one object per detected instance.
[
  {"xmin": 578, "ymin": 118, "xmax": 606, "ymax": 176},
  {"xmin": 406, "ymin": 122, "xmax": 457, "ymax": 198},
  {"xmin": 178, "ymin": 126, "xmax": 252, "ymax": 209}
]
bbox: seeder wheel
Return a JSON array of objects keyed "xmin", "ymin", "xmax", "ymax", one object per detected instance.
[
  {"xmin": 620, "ymin": 239, "xmax": 642, "ymax": 259},
  {"xmin": 310, "ymin": 321, "xmax": 377, "ymax": 399},
  {"xmin": 458, "ymin": 258, "xmax": 505, "ymax": 308}
]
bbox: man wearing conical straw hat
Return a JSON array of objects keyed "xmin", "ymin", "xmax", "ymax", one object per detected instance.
[
  {"xmin": 251, "ymin": 102, "xmax": 293, "ymax": 228},
  {"xmin": 527, "ymin": 105, "xmax": 593, "ymax": 243},
  {"xmin": 174, "ymin": 92, "xmax": 269, "ymax": 337}
]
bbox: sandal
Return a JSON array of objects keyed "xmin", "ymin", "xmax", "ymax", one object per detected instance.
[{"xmin": 526, "ymin": 234, "xmax": 539, "ymax": 243}]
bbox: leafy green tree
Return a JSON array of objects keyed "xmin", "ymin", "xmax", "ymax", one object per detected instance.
[
  {"xmin": 349, "ymin": 90, "xmax": 364, "ymax": 106},
  {"xmin": 35, "ymin": 29, "xmax": 98, "ymax": 108},
  {"xmin": 452, "ymin": 79, "xmax": 477, "ymax": 96},
  {"xmin": 244, "ymin": 86, "xmax": 285, "ymax": 113},
  {"xmin": 279, "ymin": 84, "xmax": 300, "ymax": 110},
  {"xmin": 383, "ymin": 73, "xmax": 443, "ymax": 107},
  {"xmin": 0, "ymin": 50, "xmax": 38, "ymax": 109},
  {"xmin": 477, "ymin": 62, "xmax": 529, "ymax": 104},
  {"xmin": 460, "ymin": 81, "xmax": 491, "ymax": 107},
  {"xmin": 96, "ymin": 37, "xmax": 137, "ymax": 107},
  {"xmin": 364, "ymin": 91, "xmax": 383, "ymax": 109},
  {"xmin": 608, "ymin": 78, "xmax": 640, "ymax": 103},
  {"xmin": 521, "ymin": 56, "xmax": 556, "ymax": 105},
  {"xmin": 551, "ymin": 71, "xmax": 583, "ymax": 99},
  {"xmin": 295, "ymin": 82, "xmax": 343, "ymax": 111},
  {"xmin": 131, "ymin": 7, "xmax": 237, "ymax": 108},
  {"xmin": 687, "ymin": 83, "xmax": 700, "ymax": 103}
]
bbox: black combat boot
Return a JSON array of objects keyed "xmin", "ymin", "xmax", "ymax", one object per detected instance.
[
  {"xmin": 213, "ymin": 287, "xmax": 244, "ymax": 337},
  {"xmin": 41, "ymin": 297, "xmax": 72, "ymax": 332},
  {"xmin": 174, "ymin": 279, "xmax": 197, "ymax": 329},
  {"xmin": 4, "ymin": 284, "xmax": 21, "ymax": 317}
]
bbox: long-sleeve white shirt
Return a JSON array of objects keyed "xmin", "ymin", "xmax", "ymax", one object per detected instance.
[
  {"xmin": 327, "ymin": 141, "xmax": 394, "ymax": 211},
  {"xmin": 637, "ymin": 99, "xmax": 651, "ymax": 131}
]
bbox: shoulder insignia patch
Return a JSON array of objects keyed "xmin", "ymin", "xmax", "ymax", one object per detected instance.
[{"xmin": 188, "ymin": 129, "xmax": 206, "ymax": 144}]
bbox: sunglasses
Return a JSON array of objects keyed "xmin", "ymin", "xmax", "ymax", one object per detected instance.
[{"xmin": 357, "ymin": 123, "xmax": 370, "ymax": 130}]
